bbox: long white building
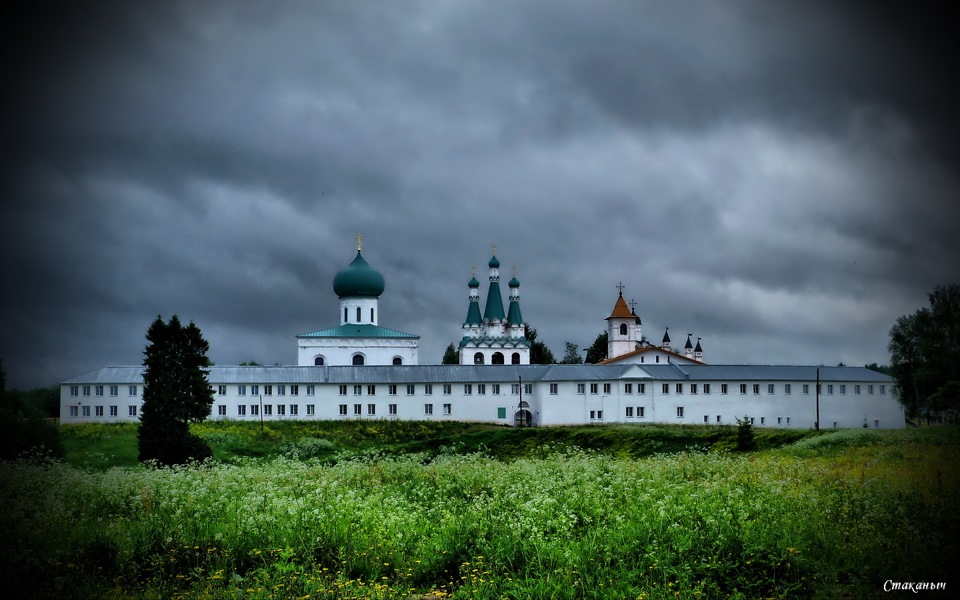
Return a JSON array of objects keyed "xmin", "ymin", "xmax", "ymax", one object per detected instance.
[
  {"xmin": 58, "ymin": 240, "xmax": 905, "ymax": 429},
  {"xmin": 60, "ymin": 363, "xmax": 902, "ymax": 429}
]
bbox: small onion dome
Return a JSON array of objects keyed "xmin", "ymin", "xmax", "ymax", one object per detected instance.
[
  {"xmin": 469, "ymin": 276, "xmax": 481, "ymax": 288},
  {"xmin": 489, "ymin": 255, "xmax": 500, "ymax": 268},
  {"xmin": 508, "ymin": 276, "xmax": 520, "ymax": 288},
  {"xmin": 333, "ymin": 251, "xmax": 385, "ymax": 297}
]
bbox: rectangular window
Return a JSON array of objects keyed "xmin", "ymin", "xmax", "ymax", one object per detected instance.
[
  {"xmin": 874, "ymin": 420, "xmax": 879, "ymax": 428},
  {"xmin": 109, "ymin": 385, "xmax": 118, "ymax": 396},
  {"xmin": 251, "ymin": 385, "xmax": 259, "ymax": 396},
  {"xmin": 128, "ymin": 385, "xmax": 137, "ymax": 396},
  {"xmin": 676, "ymin": 406, "xmax": 684, "ymax": 418},
  {"xmin": 626, "ymin": 406, "xmax": 634, "ymax": 417},
  {"xmin": 218, "ymin": 385, "xmax": 227, "ymax": 396},
  {"xmin": 277, "ymin": 404, "xmax": 285, "ymax": 416},
  {"xmin": 425, "ymin": 384, "xmax": 433, "ymax": 395},
  {"xmin": 597, "ymin": 410, "xmax": 603, "ymax": 420},
  {"xmin": 704, "ymin": 415, "xmax": 709, "ymax": 423},
  {"xmin": 389, "ymin": 404, "xmax": 397, "ymax": 416},
  {"xmin": 367, "ymin": 404, "xmax": 376, "ymax": 416},
  {"xmin": 639, "ymin": 383, "xmax": 646, "ymax": 394},
  {"xmin": 577, "ymin": 383, "xmax": 586, "ymax": 394},
  {"xmin": 827, "ymin": 384, "xmax": 834, "ymax": 395},
  {"xmin": 498, "ymin": 407, "xmax": 507, "ymax": 419},
  {"xmin": 880, "ymin": 385, "xmax": 886, "ymax": 395},
  {"xmin": 238, "ymin": 385, "xmax": 247, "ymax": 396},
  {"xmin": 289, "ymin": 404, "xmax": 298, "ymax": 416},
  {"xmin": 69, "ymin": 406, "xmax": 78, "ymax": 417},
  {"xmin": 803, "ymin": 384, "xmax": 810, "ymax": 394},
  {"xmin": 83, "ymin": 385, "xmax": 90, "ymax": 396},
  {"xmin": 740, "ymin": 384, "xmax": 747, "ymax": 395},
  {"xmin": 306, "ymin": 385, "xmax": 315, "ymax": 396},
  {"xmin": 786, "ymin": 417, "xmax": 791, "ymax": 425},
  {"xmin": 760, "ymin": 416, "xmax": 765, "ymax": 425},
  {"xmin": 601, "ymin": 383, "xmax": 610, "ymax": 394},
  {"xmin": 550, "ymin": 383, "xmax": 558, "ymax": 394},
  {"xmin": 95, "ymin": 385, "xmax": 103, "ymax": 396},
  {"xmin": 624, "ymin": 383, "xmax": 632, "ymax": 394},
  {"xmin": 512, "ymin": 383, "xmax": 520, "ymax": 395},
  {"xmin": 70, "ymin": 386, "xmax": 79, "ymax": 396},
  {"xmin": 82, "ymin": 406, "xmax": 91, "ymax": 417},
  {"xmin": 753, "ymin": 384, "xmax": 760, "ymax": 395},
  {"xmin": 443, "ymin": 384, "xmax": 452, "ymax": 395},
  {"xmin": 128, "ymin": 405, "xmax": 137, "ymax": 416},
  {"xmin": 237, "ymin": 405, "xmax": 246, "ymax": 416},
  {"xmin": 777, "ymin": 416, "xmax": 782, "ymax": 424},
  {"xmin": 443, "ymin": 403, "xmax": 452, "ymax": 415},
  {"xmin": 662, "ymin": 384, "xmax": 669, "ymax": 394},
  {"xmin": 407, "ymin": 385, "xmax": 416, "ymax": 395},
  {"xmin": 306, "ymin": 404, "xmax": 315, "ymax": 416},
  {"xmin": 477, "ymin": 384, "xmax": 486, "ymax": 395},
  {"xmin": 109, "ymin": 405, "xmax": 118, "ymax": 417},
  {"xmin": 388, "ymin": 384, "xmax": 397, "ymax": 395},
  {"xmin": 251, "ymin": 405, "xmax": 259, "ymax": 416},
  {"xmin": 277, "ymin": 385, "xmax": 285, "ymax": 396},
  {"xmin": 353, "ymin": 385, "xmax": 362, "ymax": 396},
  {"xmin": 424, "ymin": 403, "xmax": 434, "ymax": 415},
  {"xmin": 868, "ymin": 385, "xmax": 874, "ymax": 394},
  {"xmin": 839, "ymin": 384, "xmax": 846, "ymax": 394},
  {"xmin": 676, "ymin": 383, "xmax": 683, "ymax": 394},
  {"xmin": 590, "ymin": 383, "xmax": 598, "ymax": 394},
  {"xmin": 291, "ymin": 385, "xmax": 299, "ymax": 396},
  {"xmin": 721, "ymin": 384, "xmax": 728, "ymax": 394},
  {"xmin": 367, "ymin": 385, "xmax": 376, "ymax": 396},
  {"xmin": 353, "ymin": 404, "xmax": 361, "ymax": 416},
  {"xmin": 492, "ymin": 384, "xmax": 500, "ymax": 395},
  {"xmin": 855, "ymin": 384, "xmax": 861, "ymax": 394},
  {"xmin": 716, "ymin": 415, "xmax": 721, "ymax": 423},
  {"xmin": 464, "ymin": 384, "xmax": 473, "ymax": 395},
  {"xmin": 638, "ymin": 407, "xmax": 645, "ymax": 417},
  {"xmin": 217, "ymin": 405, "xmax": 227, "ymax": 416},
  {"xmin": 785, "ymin": 383, "xmax": 792, "ymax": 394},
  {"xmin": 703, "ymin": 383, "xmax": 711, "ymax": 394},
  {"xmin": 691, "ymin": 384, "xmax": 698, "ymax": 395},
  {"xmin": 339, "ymin": 404, "xmax": 347, "ymax": 416},
  {"xmin": 95, "ymin": 406, "xmax": 103, "ymax": 417},
  {"xmin": 339, "ymin": 385, "xmax": 347, "ymax": 396},
  {"xmin": 768, "ymin": 384, "xmax": 775, "ymax": 394},
  {"xmin": 524, "ymin": 383, "xmax": 533, "ymax": 395}
]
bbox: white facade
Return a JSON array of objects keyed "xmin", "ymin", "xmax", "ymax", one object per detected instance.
[
  {"xmin": 297, "ymin": 334, "xmax": 419, "ymax": 367},
  {"xmin": 458, "ymin": 252, "xmax": 530, "ymax": 365},
  {"xmin": 60, "ymin": 364, "xmax": 904, "ymax": 429}
]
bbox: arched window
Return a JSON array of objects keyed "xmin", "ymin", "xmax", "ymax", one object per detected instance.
[
  {"xmin": 314, "ymin": 356, "xmax": 325, "ymax": 366},
  {"xmin": 352, "ymin": 354, "xmax": 365, "ymax": 366},
  {"xmin": 511, "ymin": 353, "xmax": 520, "ymax": 364},
  {"xmin": 492, "ymin": 352, "xmax": 505, "ymax": 365},
  {"xmin": 620, "ymin": 323, "xmax": 628, "ymax": 336},
  {"xmin": 474, "ymin": 352, "xmax": 484, "ymax": 365},
  {"xmin": 392, "ymin": 357, "xmax": 402, "ymax": 365},
  {"xmin": 356, "ymin": 307, "xmax": 362, "ymax": 322}
]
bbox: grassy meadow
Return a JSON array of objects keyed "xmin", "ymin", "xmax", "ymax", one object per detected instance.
[{"xmin": 2, "ymin": 422, "xmax": 958, "ymax": 599}]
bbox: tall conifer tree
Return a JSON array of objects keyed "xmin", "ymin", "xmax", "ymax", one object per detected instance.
[{"xmin": 138, "ymin": 315, "xmax": 214, "ymax": 465}]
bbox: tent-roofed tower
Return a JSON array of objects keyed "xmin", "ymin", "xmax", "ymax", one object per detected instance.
[
  {"xmin": 459, "ymin": 247, "xmax": 530, "ymax": 365},
  {"xmin": 606, "ymin": 285, "xmax": 641, "ymax": 360}
]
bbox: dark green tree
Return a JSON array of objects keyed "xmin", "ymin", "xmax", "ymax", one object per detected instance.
[
  {"xmin": 560, "ymin": 342, "xmax": 584, "ymax": 364},
  {"xmin": 526, "ymin": 326, "xmax": 556, "ymax": 364},
  {"xmin": 442, "ymin": 344, "xmax": 459, "ymax": 365},
  {"xmin": 889, "ymin": 285, "xmax": 960, "ymax": 417},
  {"xmin": 585, "ymin": 332, "xmax": 609, "ymax": 364},
  {"xmin": 736, "ymin": 416, "xmax": 756, "ymax": 452},
  {"xmin": 137, "ymin": 315, "xmax": 215, "ymax": 465},
  {"xmin": 0, "ymin": 359, "xmax": 64, "ymax": 459}
]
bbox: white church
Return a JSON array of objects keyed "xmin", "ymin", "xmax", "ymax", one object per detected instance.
[{"xmin": 60, "ymin": 240, "xmax": 905, "ymax": 429}]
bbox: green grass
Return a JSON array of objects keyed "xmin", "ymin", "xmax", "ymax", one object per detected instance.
[{"xmin": 6, "ymin": 423, "xmax": 958, "ymax": 599}]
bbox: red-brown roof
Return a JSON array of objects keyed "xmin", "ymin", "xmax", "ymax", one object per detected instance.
[{"xmin": 605, "ymin": 294, "xmax": 634, "ymax": 319}]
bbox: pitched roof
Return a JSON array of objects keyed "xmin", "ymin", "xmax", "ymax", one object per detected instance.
[
  {"xmin": 597, "ymin": 344, "xmax": 704, "ymax": 365},
  {"xmin": 296, "ymin": 324, "xmax": 419, "ymax": 339}
]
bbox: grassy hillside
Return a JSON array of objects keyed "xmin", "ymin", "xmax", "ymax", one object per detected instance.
[{"xmin": 60, "ymin": 420, "xmax": 820, "ymax": 468}]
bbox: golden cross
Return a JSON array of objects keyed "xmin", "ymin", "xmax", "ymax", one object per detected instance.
[
  {"xmin": 491, "ymin": 244, "xmax": 497, "ymax": 256},
  {"xmin": 355, "ymin": 233, "xmax": 363, "ymax": 251},
  {"xmin": 513, "ymin": 266, "xmax": 517, "ymax": 277},
  {"xmin": 471, "ymin": 266, "xmax": 477, "ymax": 277}
]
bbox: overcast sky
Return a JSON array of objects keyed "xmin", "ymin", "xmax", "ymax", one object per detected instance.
[{"xmin": 2, "ymin": 1, "xmax": 958, "ymax": 389}]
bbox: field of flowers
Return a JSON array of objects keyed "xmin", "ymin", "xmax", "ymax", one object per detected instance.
[{"xmin": 2, "ymin": 426, "xmax": 958, "ymax": 599}]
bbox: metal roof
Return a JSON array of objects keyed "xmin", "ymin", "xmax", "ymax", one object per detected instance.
[
  {"xmin": 60, "ymin": 363, "xmax": 893, "ymax": 385},
  {"xmin": 296, "ymin": 324, "xmax": 419, "ymax": 339}
]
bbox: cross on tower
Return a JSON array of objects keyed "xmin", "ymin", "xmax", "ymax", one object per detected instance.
[
  {"xmin": 629, "ymin": 299, "xmax": 638, "ymax": 312},
  {"xmin": 491, "ymin": 244, "xmax": 497, "ymax": 256},
  {"xmin": 355, "ymin": 233, "xmax": 363, "ymax": 251},
  {"xmin": 616, "ymin": 282, "xmax": 625, "ymax": 295}
]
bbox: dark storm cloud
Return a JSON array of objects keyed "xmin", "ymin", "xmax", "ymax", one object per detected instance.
[{"xmin": 1, "ymin": 0, "xmax": 958, "ymax": 388}]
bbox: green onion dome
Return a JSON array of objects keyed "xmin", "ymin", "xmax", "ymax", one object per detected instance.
[
  {"xmin": 333, "ymin": 251, "xmax": 385, "ymax": 298},
  {"xmin": 469, "ymin": 276, "xmax": 481, "ymax": 288},
  {"xmin": 508, "ymin": 276, "xmax": 520, "ymax": 288},
  {"xmin": 488, "ymin": 255, "xmax": 500, "ymax": 268}
]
